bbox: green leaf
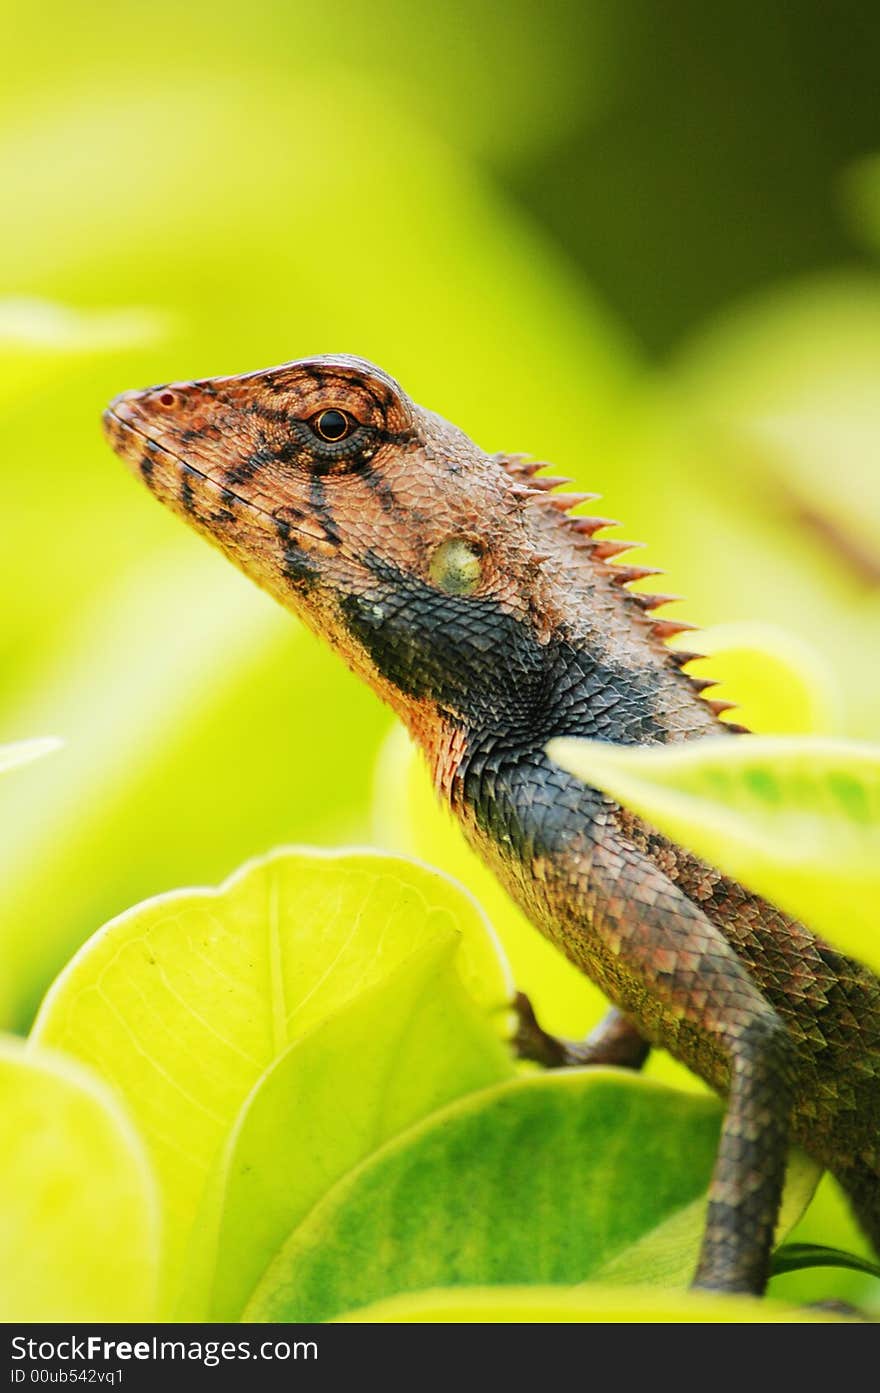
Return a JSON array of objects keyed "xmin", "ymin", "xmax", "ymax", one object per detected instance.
[
  {"xmin": 547, "ymin": 734, "xmax": 880, "ymax": 973},
  {"xmin": 674, "ymin": 622, "xmax": 841, "ymax": 735},
  {"xmin": 244, "ymin": 1071, "xmax": 814, "ymax": 1323},
  {"xmin": 594, "ymin": 1146, "xmax": 818, "ymax": 1288},
  {"xmin": 767, "ymin": 1172, "xmax": 880, "ymax": 1309},
  {"xmin": 0, "ymin": 1035, "xmax": 159, "ymax": 1321},
  {"xmin": 675, "ymin": 275, "xmax": 880, "ymax": 568},
  {"xmin": 185, "ymin": 935, "xmax": 513, "ymax": 1320},
  {"xmin": 0, "ymin": 737, "xmax": 62, "ymax": 775},
  {"xmin": 31, "ymin": 847, "xmax": 511, "ymax": 1312},
  {"xmin": 0, "ymin": 297, "xmax": 166, "ymax": 356},
  {"xmin": 339, "ymin": 1284, "xmax": 842, "ymax": 1322},
  {"xmin": 772, "ymin": 1243, "xmax": 880, "ymax": 1281}
]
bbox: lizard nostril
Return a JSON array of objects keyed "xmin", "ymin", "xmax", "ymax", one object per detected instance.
[{"xmin": 158, "ymin": 392, "xmax": 176, "ymax": 408}]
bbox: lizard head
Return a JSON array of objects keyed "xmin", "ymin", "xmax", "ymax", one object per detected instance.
[
  {"xmin": 103, "ymin": 353, "xmax": 564, "ymax": 752},
  {"xmin": 104, "ymin": 354, "xmax": 714, "ymax": 777}
]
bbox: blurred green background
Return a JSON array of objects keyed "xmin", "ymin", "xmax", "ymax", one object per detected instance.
[{"xmin": 2, "ymin": 0, "xmax": 880, "ymax": 1303}]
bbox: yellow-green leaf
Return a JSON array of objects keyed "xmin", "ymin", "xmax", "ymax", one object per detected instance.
[
  {"xmin": 245, "ymin": 1071, "xmax": 816, "ymax": 1323},
  {"xmin": 339, "ymin": 1283, "xmax": 842, "ymax": 1322},
  {"xmin": 0, "ymin": 1035, "xmax": 159, "ymax": 1322},
  {"xmin": 186, "ymin": 936, "xmax": 513, "ymax": 1320},
  {"xmin": 677, "ymin": 622, "xmax": 841, "ymax": 735},
  {"xmin": 0, "ymin": 737, "xmax": 62, "ymax": 775},
  {"xmin": 31, "ymin": 847, "xmax": 511, "ymax": 1311},
  {"xmin": 0, "ymin": 297, "xmax": 167, "ymax": 355},
  {"xmin": 547, "ymin": 734, "xmax": 880, "ymax": 971}
]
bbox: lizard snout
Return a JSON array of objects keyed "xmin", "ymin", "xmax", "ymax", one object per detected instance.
[
  {"xmin": 104, "ymin": 384, "xmax": 183, "ymax": 429},
  {"xmin": 102, "ymin": 381, "xmax": 217, "ymax": 464},
  {"xmin": 102, "ymin": 388, "xmax": 146, "ymax": 453}
]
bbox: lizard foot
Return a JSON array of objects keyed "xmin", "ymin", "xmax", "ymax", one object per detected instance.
[{"xmin": 512, "ymin": 992, "xmax": 650, "ymax": 1071}]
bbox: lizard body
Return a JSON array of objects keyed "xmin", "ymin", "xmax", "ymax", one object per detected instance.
[{"xmin": 104, "ymin": 355, "xmax": 880, "ymax": 1295}]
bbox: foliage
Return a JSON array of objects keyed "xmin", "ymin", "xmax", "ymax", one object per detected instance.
[
  {"xmin": 13, "ymin": 843, "xmax": 819, "ymax": 1323},
  {"xmin": 0, "ymin": 1035, "xmax": 158, "ymax": 1322},
  {"xmin": 339, "ymin": 1286, "xmax": 843, "ymax": 1323},
  {"xmin": 0, "ymin": 736, "xmax": 62, "ymax": 775},
  {"xmin": 547, "ymin": 734, "xmax": 880, "ymax": 973},
  {"xmin": 4, "ymin": 0, "xmax": 880, "ymax": 1323},
  {"xmin": 244, "ymin": 1074, "xmax": 816, "ymax": 1323},
  {"xmin": 32, "ymin": 850, "xmax": 511, "ymax": 1317}
]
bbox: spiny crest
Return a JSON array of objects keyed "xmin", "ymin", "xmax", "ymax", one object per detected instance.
[{"xmin": 492, "ymin": 452, "xmax": 747, "ymax": 732}]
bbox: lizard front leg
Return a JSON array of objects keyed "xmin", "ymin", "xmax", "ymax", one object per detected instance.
[
  {"xmin": 513, "ymin": 993, "xmax": 651, "ymax": 1070},
  {"xmin": 570, "ymin": 829, "xmax": 800, "ymax": 1294}
]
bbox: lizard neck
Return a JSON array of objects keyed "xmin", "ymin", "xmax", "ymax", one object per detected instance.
[
  {"xmin": 408, "ymin": 634, "xmax": 664, "ymax": 855},
  {"xmin": 410, "ymin": 627, "xmax": 720, "ymax": 885},
  {"xmin": 416, "ymin": 629, "xmax": 687, "ymax": 790}
]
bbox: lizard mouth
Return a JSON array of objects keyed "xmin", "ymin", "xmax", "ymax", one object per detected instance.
[{"xmin": 103, "ymin": 399, "xmax": 293, "ymax": 540}]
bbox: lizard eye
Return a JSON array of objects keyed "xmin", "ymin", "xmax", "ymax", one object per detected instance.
[
  {"xmin": 429, "ymin": 538, "xmax": 484, "ymax": 596},
  {"xmin": 312, "ymin": 408, "xmax": 351, "ymax": 442}
]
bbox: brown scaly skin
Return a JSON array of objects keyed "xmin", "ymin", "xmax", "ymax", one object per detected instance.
[{"xmin": 103, "ymin": 354, "xmax": 880, "ymax": 1296}]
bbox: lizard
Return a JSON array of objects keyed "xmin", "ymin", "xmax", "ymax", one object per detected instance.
[{"xmin": 103, "ymin": 353, "xmax": 880, "ymax": 1297}]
